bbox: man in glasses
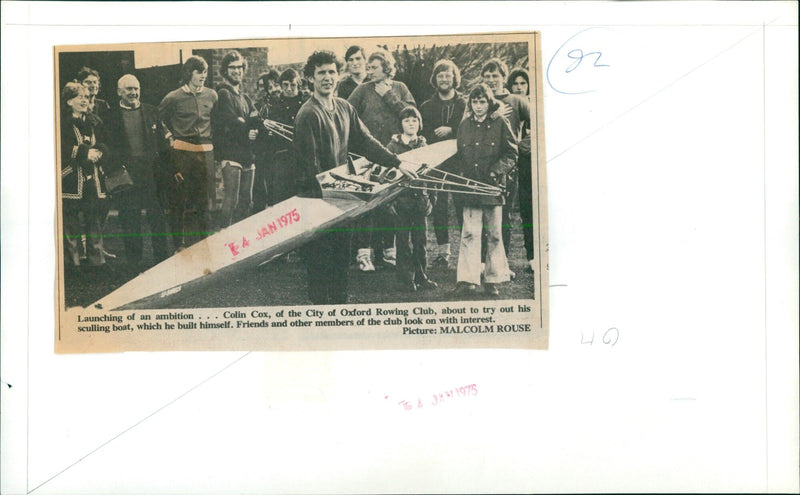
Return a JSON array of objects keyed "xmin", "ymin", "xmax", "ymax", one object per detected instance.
[{"xmin": 214, "ymin": 50, "xmax": 260, "ymax": 229}]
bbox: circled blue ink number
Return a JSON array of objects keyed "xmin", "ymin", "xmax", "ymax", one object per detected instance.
[{"xmin": 547, "ymin": 27, "xmax": 611, "ymax": 95}]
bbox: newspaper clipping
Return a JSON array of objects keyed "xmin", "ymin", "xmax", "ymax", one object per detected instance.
[{"xmin": 54, "ymin": 31, "xmax": 548, "ymax": 353}]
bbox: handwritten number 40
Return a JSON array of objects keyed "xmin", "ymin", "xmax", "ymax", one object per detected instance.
[
  {"xmin": 581, "ymin": 327, "xmax": 619, "ymax": 346},
  {"xmin": 565, "ymin": 49, "xmax": 610, "ymax": 74}
]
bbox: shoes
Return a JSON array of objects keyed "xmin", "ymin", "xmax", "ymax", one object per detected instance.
[
  {"xmin": 450, "ymin": 282, "xmax": 480, "ymax": 297},
  {"xmin": 402, "ymin": 280, "xmax": 418, "ymax": 293},
  {"xmin": 431, "ymin": 255, "xmax": 449, "ymax": 269},
  {"xmin": 525, "ymin": 259, "xmax": 535, "ymax": 274},
  {"xmin": 382, "ymin": 247, "xmax": 396, "ymax": 266},
  {"xmin": 417, "ymin": 278, "xmax": 438, "ymax": 290},
  {"xmin": 357, "ymin": 249, "xmax": 375, "ymax": 272},
  {"xmin": 484, "ymin": 283, "xmax": 500, "ymax": 297}
]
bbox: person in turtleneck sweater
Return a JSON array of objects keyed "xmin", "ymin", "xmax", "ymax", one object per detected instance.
[
  {"xmin": 60, "ymin": 82, "xmax": 110, "ymax": 268},
  {"xmin": 101, "ymin": 74, "xmax": 172, "ymax": 272}
]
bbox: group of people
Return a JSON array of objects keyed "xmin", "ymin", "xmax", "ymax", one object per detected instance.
[{"xmin": 60, "ymin": 44, "xmax": 534, "ymax": 303}]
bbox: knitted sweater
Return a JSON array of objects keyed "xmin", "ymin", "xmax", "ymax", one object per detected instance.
[
  {"xmin": 293, "ymin": 96, "xmax": 400, "ymax": 198},
  {"xmin": 347, "ymin": 79, "xmax": 416, "ymax": 145}
]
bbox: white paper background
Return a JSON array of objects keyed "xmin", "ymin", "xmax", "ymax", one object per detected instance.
[{"xmin": 2, "ymin": 2, "xmax": 798, "ymax": 493}]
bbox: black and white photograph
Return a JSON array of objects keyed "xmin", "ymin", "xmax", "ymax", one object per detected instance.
[{"xmin": 54, "ymin": 32, "xmax": 548, "ymax": 352}]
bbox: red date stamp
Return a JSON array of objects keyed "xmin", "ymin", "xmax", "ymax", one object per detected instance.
[
  {"xmin": 225, "ymin": 207, "xmax": 301, "ymax": 258},
  {"xmin": 395, "ymin": 384, "xmax": 478, "ymax": 412}
]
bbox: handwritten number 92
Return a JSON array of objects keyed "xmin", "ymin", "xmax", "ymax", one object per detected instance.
[
  {"xmin": 547, "ymin": 27, "xmax": 612, "ymax": 95},
  {"xmin": 565, "ymin": 48, "xmax": 610, "ymax": 74}
]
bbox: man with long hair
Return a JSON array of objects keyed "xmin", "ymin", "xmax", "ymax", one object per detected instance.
[
  {"xmin": 214, "ymin": 50, "xmax": 259, "ymax": 229},
  {"xmin": 419, "ymin": 59, "xmax": 467, "ymax": 268}
]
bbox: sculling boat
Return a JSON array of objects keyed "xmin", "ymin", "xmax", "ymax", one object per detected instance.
[{"xmin": 89, "ymin": 139, "xmax": 502, "ymax": 310}]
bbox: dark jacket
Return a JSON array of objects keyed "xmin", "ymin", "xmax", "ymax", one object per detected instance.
[
  {"xmin": 336, "ymin": 75, "xmax": 360, "ymax": 100},
  {"xmin": 61, "ymin": 115, "xmax": 109, "ymax": 200},
  {"xmin": 386, "ymin": 134, "xmax": 432, "ymax": 215},
  {"xmin": 214, "ymin": 82, "xmax": 257, "ymax": 165},
  {"xmin": 86, "ymin": 97, "xmax": 110, "ymax": 127},
  {"xmin": 267, "ymin": 93, "xmax": 304, "ymax": 154},
  {"xmin": 100, "ymin": 102, "xmax": 169, "ymax": 185},
  {"xmin": 419, "ymin": 91, "xmax": 466, "ymax": 144},
  {"xmin": 455, "ymin": 114, "xmax": 518, "ymax": 206}
]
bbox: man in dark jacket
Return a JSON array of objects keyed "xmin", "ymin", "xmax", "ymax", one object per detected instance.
[
  {"xmin": 101, "ymin": 74, "xmax": 171, "ymax": 270},
  {"xmin": 265, "ymin": 68, "xmax": 304, "ymax": 205},
  {"xmin": 214, "ymin": 50, "xmax": 260, "ymax": 229},
  {"xmin": 419, "ymin": 59, "xmax": 467, "ymax": 268}
]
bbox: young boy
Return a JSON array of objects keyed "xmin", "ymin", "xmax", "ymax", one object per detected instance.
[{"xmin": 386, "ymin": 106, "xmax": 438, "ymax": 292}]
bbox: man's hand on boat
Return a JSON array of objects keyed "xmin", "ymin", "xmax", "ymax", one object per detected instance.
[{"xmin": 397, "ymin": 161, "xmax": 419, "ymax": 180}]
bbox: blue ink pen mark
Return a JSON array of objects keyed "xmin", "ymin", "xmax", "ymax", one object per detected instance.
[
  {"xmin": 566, "ymin": 49, "xmax": 610, "ymax": 74},
  {"xmin": 547, "ymin": 27, "xmax": 612, "ymax": 95}
]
